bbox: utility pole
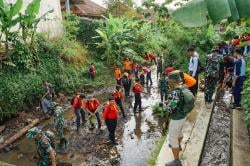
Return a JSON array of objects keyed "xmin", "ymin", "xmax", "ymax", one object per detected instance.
[{"xmin": 65, "ymin": 0, "xmax": 70, "ymax": 13}]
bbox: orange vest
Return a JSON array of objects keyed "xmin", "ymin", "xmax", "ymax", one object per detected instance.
[
  {"xmin": 115, "ymin": 68, "xmax": 121, "ymax": 79},
  {"xmin": 124, "ymin": 60, "xmax": 132, "ymax": 70},
  {"xmin": 183, "ymin": 73, "xmax": 196, "ymax": 88}
]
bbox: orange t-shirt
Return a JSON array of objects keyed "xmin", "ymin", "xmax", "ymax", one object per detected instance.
[
  {"xmin": 183, "ymin": 73, "xmax": 196, "ymax": 88},
  {"xmin": 124, "ymin": 60, "xmax": 132, "ymax": 70},
  {"xmin": 115, "ymin": 68, "xmax": 121, "ymax": 79}
]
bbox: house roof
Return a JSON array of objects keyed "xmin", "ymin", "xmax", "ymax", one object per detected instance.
[{"xmin": 61, "ymin": 0, "xmax": 106, "ymax": 18}]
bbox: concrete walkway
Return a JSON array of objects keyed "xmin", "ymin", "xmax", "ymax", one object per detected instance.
[
  {"xmin": 232, "ymin": 110, "xmax": 250, "ymax": 166},
  {"xmin": 156, "ymin": 92, "xmax": 213, "ymax": 166}
]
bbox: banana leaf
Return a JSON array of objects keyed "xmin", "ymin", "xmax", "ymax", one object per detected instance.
[
  {"xmin": 171, "ymin": 0, "xmax": 208, "ymax": 28},
  {"xmin": 206, "ymin": 0, "xmax": 231, "ymax": 23},
  {"xmin": 9, "ymin": 0, "xmax": 23, "ymax": 18},
  {"xmin": 235, "ymin": 0, "xmax": 250, "ymax": 18},
  {"xmin": 228, "ymin": 0, "xmax": 239, "ymax": 21}
]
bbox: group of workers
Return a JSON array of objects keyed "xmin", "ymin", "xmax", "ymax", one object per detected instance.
[{"xmin": 25, "ymin": 32, "xmax": 249, "ymax": 165}]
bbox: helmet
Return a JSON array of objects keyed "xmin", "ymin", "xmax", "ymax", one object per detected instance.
[{"xmin": 26, "ymin": 127, "xmax": 41, "ymax": 138}]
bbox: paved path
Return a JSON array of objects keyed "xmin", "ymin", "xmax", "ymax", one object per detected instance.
[
  {"xmin": 156, "ymin": 92, "xmax": 213, "ymax": 166},
  {"xmin": 232, "ymin": 110, "xmax": 250, "ymax": 166}
]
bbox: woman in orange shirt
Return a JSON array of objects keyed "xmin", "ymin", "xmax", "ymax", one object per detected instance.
[
  {"xmin": 123, "ymin": 58, "xmax": 132, "ymax": 74},
  {"xmin": 114, "ymin": 66, "xmax": 122, "ymax": 85}
]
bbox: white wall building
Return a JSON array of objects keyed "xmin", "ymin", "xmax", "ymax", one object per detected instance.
[{"xmin": 5, "ymin": 0, "xmax": 63, "ymax": 38}]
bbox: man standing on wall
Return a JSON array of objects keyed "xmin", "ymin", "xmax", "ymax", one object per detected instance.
[{"xmin": 187, "ymin": 47, "xmax": 199, "ymax": 96}]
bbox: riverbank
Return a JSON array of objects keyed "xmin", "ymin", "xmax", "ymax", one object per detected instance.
[{"xmin": 0, "ymin": 67, "xmax": 164, "ymax": 166}]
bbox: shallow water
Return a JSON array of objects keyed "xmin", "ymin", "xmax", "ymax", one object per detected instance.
[{"xmin": 0, "ymin": 67, "xmax": 162, "ymax": 166}]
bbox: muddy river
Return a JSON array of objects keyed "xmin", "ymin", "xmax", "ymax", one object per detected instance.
[{"xmin": 0, "ymin": 67, "xmax": 163, "ymax": 166}]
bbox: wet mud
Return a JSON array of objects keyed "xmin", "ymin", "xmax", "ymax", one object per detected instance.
[
  {"xmin": 0, "ymin": 68, "xmax": 163, "ymax": 166},
  {"xmin": 199, "ymin": 91, "xmax": 231, "ymax": 166}
]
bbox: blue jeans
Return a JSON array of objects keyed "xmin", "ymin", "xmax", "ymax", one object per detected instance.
[{"xmin": 233, "ymin": 76, "xmax": 246, "ymax": 107}]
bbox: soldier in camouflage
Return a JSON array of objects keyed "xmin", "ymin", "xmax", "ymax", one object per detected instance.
[
  {"xmin": 158, "ymin": 73, "xmax": 169, "ymax": 102},
  {"xmin": 26, "ymin": 127, "xmax": 56, "ymax": 166},
  {"xmin": 157, "ymin": 57, "xmax": 163, "ymax": 79},
  {"xmin": 51, "ymin": 102, "xmax": 67, "ymax": 150},
  {"xmin": 205, "ymin": 48, "xmax": 222, "ymax": 107},
  {"xmin": 164, "ymin": 71, "xmax": 187, "ymax": 166}
]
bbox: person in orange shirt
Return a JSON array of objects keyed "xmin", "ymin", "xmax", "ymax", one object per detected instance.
[
  {"xmin": 112, "ymin": 85, "xmax": 125, "ymax": 118},
  {"xmin": 133, "ymin": 78, "xmax": 143, "ymax": 113},
  {"xmin": 169, "ymin": 70, "xmax": 197, "ymax": 94},
  {"xmin": 113, "ymin": 65, "xmax": 122, "ymax": 85},
  {"xmin": 102, "ymin": 97, "xmax": 119, "ymax": 145},
  {"xmin": 85, "ymin": 97, "xmax": 101, "ymax": 129},
  {"xmin": 123, "ymin": 58, "xmax": 132, "ymax": 74}
]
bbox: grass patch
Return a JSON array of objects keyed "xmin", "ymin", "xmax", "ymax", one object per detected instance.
[{"xmin": 148, "ymin": 134, "xmax": 167, "ymax": 166}]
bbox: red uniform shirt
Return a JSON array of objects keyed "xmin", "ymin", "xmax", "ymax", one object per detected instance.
[
  {"xmin": 142, "ymin": 66, "xmax": 150, "ymax": 73},
  {"xmin": 89, "ymin": 65, "xmax": 96, "ymax": 74},
  {"xmin": 112, "ymin": 90, "xmax": 123, "ymax": 100},
  {"xmin": 134, "ymin": 63, "xmax": 139, "ymax": 71},
  {"xmin": 72, "ymin": 96, "xmax": 82, "ymax": 109},
  {"xmin": 165, "ymin": 67, "xmax": 174, "ymax": 75},
  {"xmin": 133, "ymin": 83, "xmax": 143, "ymax": 94},
  {"xmin": 85, "ymin": 98, "xmax": 100, "ymax": 111},
  {"xmin": 102, "ymin": 102, "xmax": 118, "ymax": 120}
]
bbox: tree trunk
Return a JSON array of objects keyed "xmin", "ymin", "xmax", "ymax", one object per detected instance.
[{"xmin": 0, "ymin": 117, "xmax": 49, "ymax": 151}]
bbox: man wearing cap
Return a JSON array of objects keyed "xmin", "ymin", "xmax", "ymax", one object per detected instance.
[
  {"xmin": 164, "ymin": 71, "xmax": 188, "ymax": 166},
  {"xmin": 26, "ymin": 127, "xmax": 56, "ymax": 166},
  {"xmin": 102, "ymin": 97, "xmax": 119, "ymax": 145},
  {"xmin": 188, "ymin": 47, "xmax": 199, "ymax": 95},
  {"xmin": 72, "ymin": 94, "xmax": 86, "ymax": 132},
  {"xmin": 205, "ymin": 48, "xmax": 222, "ymax": 107}
]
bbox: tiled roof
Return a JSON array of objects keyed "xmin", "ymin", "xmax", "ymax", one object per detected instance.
[{"xmin": 63, "ymin": 0, "xmax": 106, "ymax": 18}]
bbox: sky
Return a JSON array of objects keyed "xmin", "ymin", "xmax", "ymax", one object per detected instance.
[{"xmin": 91, "ymin": 0, "xmax": 166, "ymax": 7}]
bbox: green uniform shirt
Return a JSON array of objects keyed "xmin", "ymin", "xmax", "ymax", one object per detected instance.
[
  {"xmin": 36, "ymin": 134, "xmax": 52, "ymax": 166},
  {"xmin": 159, "ymin": 77, "xmax": 168, "ymax": 92},
  {"xmin": 165, "ymin": 87, "xmax": 186, "ymax": 120},
  {"xmin": 53, "ymin": 106, "xmax": 64, "ymax": 138},
  {"xmin": 205, "ymin": 54, "xmax": 223, "ymax": 78}
]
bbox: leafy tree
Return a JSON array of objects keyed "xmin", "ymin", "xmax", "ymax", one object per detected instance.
[
  {"xmin": 19, "ymin": 0, "xmax": 53, "ymax": 46},
  {"xmin": 0, "ymin": 0, "xmax": 23, "ymax": 53}
]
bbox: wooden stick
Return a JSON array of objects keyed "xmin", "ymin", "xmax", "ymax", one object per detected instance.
[{"xmin": 0, "ymin": 117, "xmax": 48, "ymax": 150}]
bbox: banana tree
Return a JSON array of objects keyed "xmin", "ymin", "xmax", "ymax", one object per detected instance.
[
  {"xmin": 169, "ymin": 0, "xmax": 250, "ymax": 27},
  {"xmin": 0, "ymin": 0, "xmax": 23, "ymax": 53},
  {"xmin": 19, "ymin": 0, "xmax": 53, "ymax": 46},
  {"xmin": 94, "ymin": 14, "xmax": 133, "ymax": 63}
]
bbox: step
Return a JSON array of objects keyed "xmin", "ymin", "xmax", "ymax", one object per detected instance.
[
  {"xmin": 232, "ymin": 110, "xmax": 250, "ymax": 166},
  {"xmin": 156, "ymin": 92, "xmax": 213, "ymax": 166}
]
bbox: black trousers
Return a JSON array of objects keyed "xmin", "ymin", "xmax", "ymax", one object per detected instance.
[
  {"xmin": 124, "ymin": 85, "xmax": 130, "ymax": 97},
  {"xmin": 116, "ymin": 79, "xmax": 121, "ymax": 85},
  {"xmin": 105, "ymin": 119, "xmax": 117, "ymax": 143},
  {"xmin": 134, "ymin": 93, "xmax": 142, "ymax": 112},
  {"xmin": 115, "ymin": 99, "xmax": 125, "ymax": 117},
  {"xmin": 160, "ymin": 91, "xmax": 168, "ymax": 102},
  {"xmin": 74, "ymin": 108, "xmax": 86, "ymax": 130},
  {"xmin": 189, "ymin": 71, "xmax": 199, "ymax": 95},
  {"xmin": 146, "ymin": 72, "xmax": 153, "ymax": 85}
]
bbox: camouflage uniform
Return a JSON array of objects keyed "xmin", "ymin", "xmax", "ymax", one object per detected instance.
[
  {"xmin": 159, "ymin": 77, "xmax": 169, "ymax": 102},
  {"xmin": 54, "ymin": 106, "xmax": 64, "ymax": 138},
  {"xmin": 157, "ymin": 59, "xmax": 163, "ymax": 78},
  {"xmin": 36, "ymin": 133, "xmax": 54, "ymax": 166},
  {"xmin": 205, "ymin": 54, "xmax": 222, "ymax": 103},
  {"xmin": 53, "ymin": 106, "xmax": 67, "ymax": 149}
]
